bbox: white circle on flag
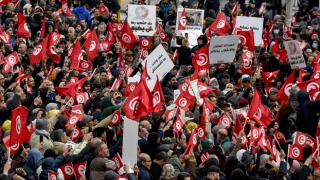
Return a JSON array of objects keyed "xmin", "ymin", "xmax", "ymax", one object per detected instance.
[
  {"xmin": 16, "ymin": 115, "xmax": 21, "ymax": 134},
  {"xmin": 122, "ymin": 33, "xmax": 131, "ymax": 43},
  {"xmin": 129, "ymin": 97, "xmax": 139, "ymax": 110},
  {"xmin": 178, "ymin": 98, "xmax": 187, "ymax": 107},
  {"xmin": 64, "ymin": 165, "xmax": 74, "ymax": 175}
]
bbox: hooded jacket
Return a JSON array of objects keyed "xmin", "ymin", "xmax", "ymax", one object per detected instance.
[
  {"xmin": 72, "ymin": 6, "xmax": 91, "ymax": 23},
  {"xmin": 23, "ymin": 149, "xmax": 44, "ymax": 180},
  {"xmin": 296, "ymin": 90, "xmax": 320, "ymax": 136}
]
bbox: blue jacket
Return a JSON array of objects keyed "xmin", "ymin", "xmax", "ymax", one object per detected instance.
[
  {"xmin": 138, "ymin": 163, "xmax": 152, "ymax": 180},
  {"xmin": 72, "ymin": 6, "xmax": 91, "ymax": 23}
]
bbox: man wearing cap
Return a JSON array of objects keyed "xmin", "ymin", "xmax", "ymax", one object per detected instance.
[
  {"xmin": 204, "ymin": 165, "xmax": 220, "ymax": 180},
  {"xmin": 306, "ymin": 26, "xmax": 314, "ymax": 43},
  {"xmin": 245, "ymin": 0, "xmax": 259, "ymax": 17}
]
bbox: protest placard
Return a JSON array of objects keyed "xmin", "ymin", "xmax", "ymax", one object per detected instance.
[
  {"xmin": 122, "ymin": 117, "xmax": 139, "ymax": 168},
  {"xmin": 209, "ymin": 35, "xmax": 239, "ymax": 64},
  {"xmin": 235, "ymin": 16, "xmax": 263, "ymax": 46},
  {"xmin": 283, "ymin": 40, "xmax": 306, "ymax": 69},
  {"xmin": 127, "ymin": 4, "xmax": 156, "ymax": 36},
  {"xmin": 146, "ymin": 44, "xmax": 174, "ymax": 80},
  {"xmin": 176, "ymin": 8, "xmax": 204, "ymax": 36}
]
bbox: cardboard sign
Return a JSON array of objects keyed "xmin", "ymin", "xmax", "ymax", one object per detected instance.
[
  {"xmin": 127, "ymin": 4, "xmax": 156, "ymax": 36},
  {"xmin": 122, "ymin": 117, "xmax": 139, "ymax": 168},
  {"xmin": 176, "ymin": 8, "xmax": 204, "ymax": 36},
  {"xmin": 146, "ymin": 44, "xmax": 174, "ymax": 80},
  {"xmin": 283, "ymin": 40, "xmax": 306, "ymax": 69},
  {"xmin": 209, "ymin": 35, "xmax": 239, "ymax": 64},
  {"xmin": 235, "ymin": 16, "xmax": 263, "ymax": 46}
]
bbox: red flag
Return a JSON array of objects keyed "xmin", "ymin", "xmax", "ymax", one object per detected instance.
[
  {"xmin": 310, "ymin": 89, "xmax": 320, "ymax": 101},
  {"xmin": 152, "ymin": 76, "xmax": 165, "ymax": 113},
  {"xmin": 159, "ymin": 31, "xmax": 169, "ymax": 42},
  {"xmin": 113, "ymin": 153, "xmax": 124, "ymax": 171},
  {"xmin": 60, "ymin": 162, "xmax": 75, "ymax": 179},
  {"xmin": 48, "ymin": 172, "xmax": 58, "ymax": 180},
  {"xmin": 293, "ymin": 132, "xmax": 307, "ymax": 147},
  {"xmin": 235, "ymin": 29, "xmax": 255, "ymax": 51},
  {"xmin": 107, "ymin": 23, "xmax": 116, "ymax": 44},
  {"xmin": 288, "ymin": 144, "xmax": 303, "ymax": 161},
  {"xmin": 65, "ymin": 111, "xmax": 83, "ymax": 127},
  {"xmin": 233, "ymin": 115, "xmax": 243, "ymax": 142},
  {"xmin": 231, "ymin": 2, "xmax": 238, "ymax": 13},
  {"xmin": 184, "ymin": 129, "xmax": 198, "ymax": 156},
  {"xmin": 76, "ymin": 92, "xmax": 89, "ymax": 104},
  {"xmin": 274, "ymin": 131, "xmax": 286, "ymax": 144},
  {"xmin": 258, "ymin": 134, "xmax": 272, "ymax": 152},
  {"xmin": 203, "ymin": 98, "xmax": 215, "ymax": 116},
  {"xmin": 120, "ymin": 21, "xmax": 137, "ymax": 49},
  {"xmin": 17, "ymin": 12, "xmax": 30, "ymax": 38},
  {"xmin": 165, "ymin": 108, "xmax": 177, "ymax": 122},
  {"xmin": 52, "ymin": 32, "xmax": 60, "ymax": 44},
  {"xmin": 71, "ymin": 126, "xmax": 83, "ymax": 142},
  {"xmin": 125, "ymin": 65, "xmax": 134, "ymax": 78},
  {"xmin": 262, "ymin": 70, "xmax": 280, "ymax": 87},
  {"xmin": 173, "ymin": 115, "xmax": 185, "ymax": 133},
  {"xmin": 82, "ymin": 29, "xmax": 92, "ymax": 40},
  {"xmin": 239, "ymin": 51, "xmax": 253, "ymax": 74},
  {"xmin": 10, "ymin": 106, "xmax": 28, "ymax": 147},
  {"xmin": 172, "ymin": 49, "xmax": 179, "ymax": 61},
  {"xmin": 217, "ymin": 113, "xmax": 232, "ymax": 130},
  {"xmin": 209, "ymin": 12, "xmax": 231, "ymax": 36},
  {"xmin": 297, "ymin": 78, "xmax": 320, "ymax": 94},
  {"xmin": 56, "ymin": 0, "xmax": 71, "ymax": 16},
  {"xmin": 174, "ymin": 93, "xmax": 193, "ymax": 111},
  {"xmin": 276, "ymin": 71, "xmax": 295, "ymax": 105},
  {"xmin": 99, "ymin": 4, "xmax": 109, "ymax": 15},
  {"xmin": 140, "ymin": 38, "xmax": 152, "ymax": 48},
  {"xmin": 14, "ymin": 73, "xmax": 28, "ymax": 84},
  {"xmin": 192, "ymin": 44, "xmax": 209, "ymax": 70},
  {"xmin": 311, "ymin": 64, "xmax": 320, "ymax": 80},
  {"xmin": 0, "ymin": 32, "xmax": 10, "ymax": 43},
  {"xmin": 140, "ymin": 48, "xmax": 149, "ymax": 59},
  {"xmin": 110, "ymin": 110, "xmax": 121, "ymax": 126},
  {"xmin": 197, "ymin": 125, "xmax": 207, "ymax": 140},
  {"xmin": 259, "ymin": 3, "xmax": 264, "ymax": 15},
  {"xmin": 178, "ymin": 8, "xmax": 187, "ymax": 30},
  {"xmin": 271, "ymin": 39, "xmax": 288, "ymax": 62},
  {"xmin": 283, "ymin": 25, "xmax": 292, "ymax": 39},
  {"xmin": 2, "ymin": 62, "xmax": 13, "ymax": 72},
  {"xmin": 111, "ymin": 79, "xmax": 122, "ymax": 91},
  {"xmin": 70, "ymin": 40, "xmax": 82, "ymax": 68},
  {"xmin": 83, "ymin": 30, "xmax": 99, "ymax": 61},
  {"xmin": 272, "ymin": 139, "xmax": 281, "ymax": 162},
  {"xmin": 250, "ymin": 126, "xmax": 260, "ymax": 141},
  {"xmin": 47, "ymin": 33, "xmax": 61, "ymax": 64},
  {"xmin": 101, "ymin": 41, "xmax": 111, "ymax": 52},
  {"xmin": 117, "ymin": 49, "xmax": 125, "ymax": 68},
  {"xmin": 247, "ymin": 88, "xmax": 272, "ymax": 128},
  {"xmin": 40, "ymin": 18, "xmax": 46, "ymax": 38},
  {"xmin": 30, "ymin": 37, "xmax": 48, "ymax": 65},
  {"xmin": 123, "ymin": 77, "xmax": 153, "ymax": 120},
  {"xmin": 123, "ymin": 82, "xmax": 137, "ymax": 97},
  {"xmin": 111, "ymin": 21, "xmax": 124, "ymax": 34},
  {"xmin": 314, "ymin": 54, "xmax": 320, "ymax": 65},
  {"xmin": 4, "ymin": 52, "xmax": 20, "ymax": 66},
  {"xmin": 73, "ymin": 162, "xmax": 86, "ymax": 180}
]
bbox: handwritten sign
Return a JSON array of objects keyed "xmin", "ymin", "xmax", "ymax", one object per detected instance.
[
  {"xmin": 176, "ymin": 8, "xmax": 204, "ymax": 36},
  {"xmin": 209, "ymin": 36, "xmax": 239, "ymax": 64},
  {"xmin": 127, "ymin": 4, "xmax": 156, "ymax": 36},
  {"xmin": 283, "ymin": 40, "xmax": 306, "ymax": 69},
  {"xmin": 146, "ymin": 44, "xmax": 174, "ymax": 80},
  {"xmin": 235, "ymin": 16, "xmax": 263, "ymax": 46}
]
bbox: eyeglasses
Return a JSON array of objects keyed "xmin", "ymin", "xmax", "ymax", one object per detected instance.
[{"xmin": 143, "ymin": 159, "xmax": 152, "ymax": 162}]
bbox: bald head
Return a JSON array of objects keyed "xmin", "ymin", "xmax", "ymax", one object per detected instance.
[
  {"xmin": 140, "ymin": 120, "xmax": 152, "ymax": 130},
  {"xmin": 139, "ymin": 153, "xmax": 152, "ymax": 169},
  {"xmin": 18, "ymin": 43, "xmax": 27, "ymax": 54},
  {"xmin": 217, "ymin": 128, "xmax": 228, "ymax": 143}
]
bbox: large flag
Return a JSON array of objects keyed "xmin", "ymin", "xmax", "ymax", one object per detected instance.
[
  {"xmin": 30, "ymin": 36, "xmax": 48, "ymax": 65},
  {"xmin": 17, "ymin": 12, "xmax": 30, "ymax": 38},
  {"xmin": 276, "ymin": 71, "xmax": 295, "ymax": 105},
  {"xmin": 120, "ymin": 21, "xmax": 138, "ymax": 49},
  {"xmin": 192, "ymin": 44, "xmax": 210, "ymax": 70},
  {"xmin": 209, "ymin": 12, "xmax": 231, "ymax": 36},
  {"xmin": 10, "ymin": 106, "xmax": 28, "ymax": 146},
  {"xmin": 83, "ymin": 30, "xmax": 99, "ymax": 61}
]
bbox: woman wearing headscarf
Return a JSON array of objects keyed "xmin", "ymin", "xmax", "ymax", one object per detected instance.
[
  {"xmin": 39, "ymin": 157, "xmax": 58, "ymax": 180},
  {"xmin": 22, "ymin": 148, "xmax": 44, "ymax": 180}
]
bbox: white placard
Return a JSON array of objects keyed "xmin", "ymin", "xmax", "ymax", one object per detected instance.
[
  {"xmin": 175, "ymin": 8, "xmax": 204, "ymax": 36},
  {"xmin": 174, "ymin": 89, "xmax": 180, "ymax": 101},
  {"xmin": 127, "ymin": 4, "xmax": 156, "ymax": 36},
  {"xmin": 209, "ymin": 35, "xmax": 239, "ymax": 64},
  {"xmin": 235, "ymin": 16, "xmax": 263, "ymax": 46},
  {"xmin": 283, "ymin": 40, "xmax": 306, "ymax": 69},
  {"xmin": 146, "ymin": 44, "xmax": 174, "ymax": 80},
  {"xmin": 128, "ymin": 76, "xmax": 140, "ymax": 84},
  {"xmin": 190, "ymin": 80, "xmax": 200, "ymax": 101},
  {"xmin": 122, "ymin": 117, "xmax": 139, "ymax": 168}
]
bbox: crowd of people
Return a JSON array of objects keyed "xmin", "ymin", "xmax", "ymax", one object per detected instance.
[{"xmin": 0, "ymin": 0, "xmax": 320, "ymax": 179}]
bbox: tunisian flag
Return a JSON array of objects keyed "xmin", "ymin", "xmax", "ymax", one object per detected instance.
[
  {"xmin": 288, "ymin": 144, "xmax": 303, "ymax": 160},
  {"xmin": 120, "ymin": 21, "xmax": 138, "ymax": 49},
  {"xmin": 152, "ymin": 76, "xmax": 165, "ymax": 113},
  {"xmin": 30, "ymin": 36, "xmax": 48, "ymax": 65},
  {"xmin": 192, "ymin": 44, "xmax": 210, "ymax": 70},
  {"xmin": 83, "ymin": 29, "xmax": 99, "ymax": 61},
  {"xmin": 10, "ymin": 106, "xmax": 28, "ymax": 147},
  {"xmin": 47, "ymin": 33, "xmax": 61, "ymax": 64},
  {"xmin": 271, "ymin": 38, "xmax": 288, "ymax": 62},
  {"xmin": 276, "ymin": 71, "xmax": 295, "ymax": 105},
  {"xmin": 235, "ymin": 29, "xmax": 255, "ymax": 51},
  {"xmin": 73, "ymin": 161, "xmax": 87, "ymax": 180},
  {"xmin": 178, "ymin": 8, "xmax": 187, "ymax": 30},
  {"xmin": 70, "ymin": 40, "xmax": 82, "ymax": 67},
  {"xmin": 297, "ymin": 78, "xmax": 320, "ymax": 94},
  {"xmin": 107, "ymin": 23, "xmax": 116, "ymax": 44},
  {"xmin": 17, "ymin": 12, "xmax": 30, "ymax": 38},
  {"xmin": 239, "ymin": 51, "xmax": 253, "ymax": 74},
  {"xmin": 262, "ymin": 70, "xmax": 280, "ymax": 87},
  {"xmin": 247, "ymin": 88, "xmax": 272, "ymax": 128},
  {"xmin": 209, "ymin": 12, "xmax": 231, "ymax": 36}
]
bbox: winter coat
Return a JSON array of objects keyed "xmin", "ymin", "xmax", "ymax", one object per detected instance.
[
  {"xmin": 22, "ymin": 149, "xmax": 44, "ymax": 180},
  {"xmin": 72, "ymin": 6, "xmax": 91, "ymax": 23},
  {"xmin": 168, "ymin": 154, "xmax": 184, "ymax": 176},
  {"xmin": 90, "ymin": 156, "xmax": 116, "ymax": 180},
  {"xmin": 138, "ymin": 163, "xmax": 152, "ymax": 180}
]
